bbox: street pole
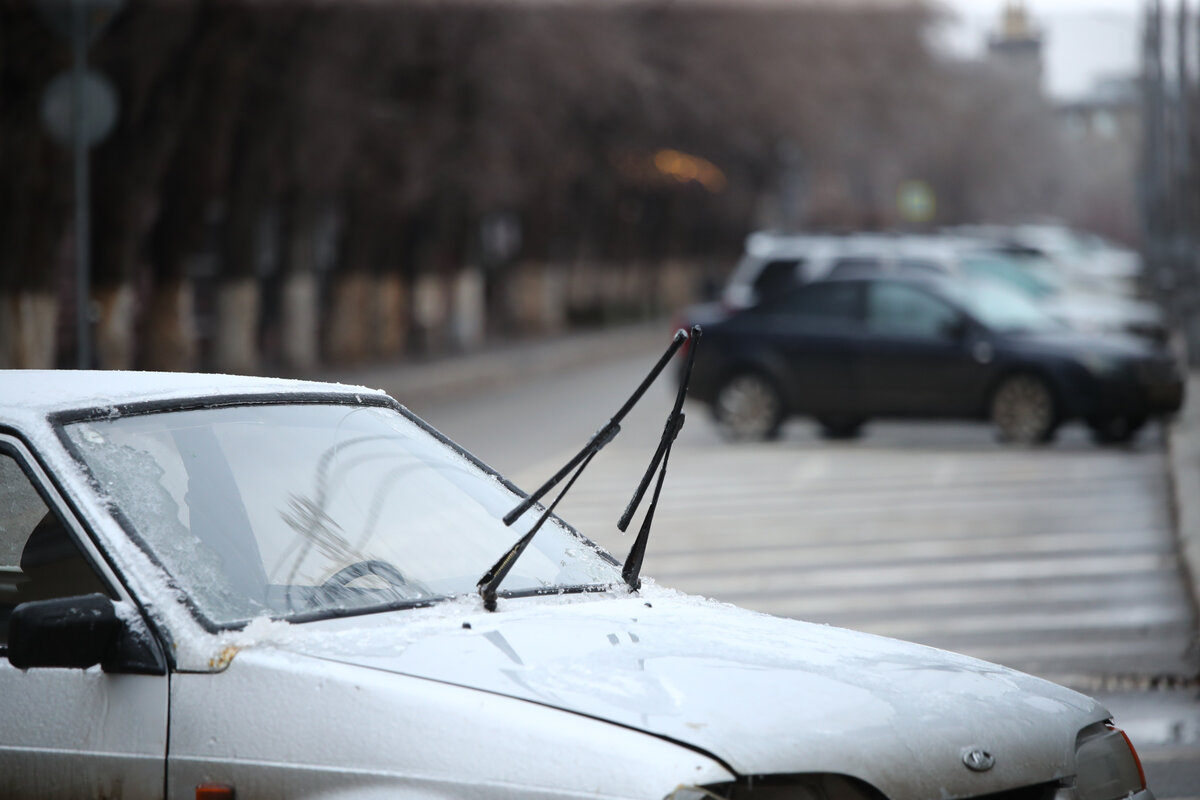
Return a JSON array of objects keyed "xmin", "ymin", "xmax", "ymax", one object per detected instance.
[{"xmin": 71, "ymin": 0, "xmax": 91, "ymax": 369}]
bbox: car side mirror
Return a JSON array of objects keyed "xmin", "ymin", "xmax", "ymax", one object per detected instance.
[{"xmin": 7, "ymin": 593, "xmax": 121, "ymax": 670}]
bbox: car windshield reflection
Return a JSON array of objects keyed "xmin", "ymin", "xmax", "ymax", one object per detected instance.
[{"xmin": 62, "ymin": 403, "xmax": 621, "ymax": 628}]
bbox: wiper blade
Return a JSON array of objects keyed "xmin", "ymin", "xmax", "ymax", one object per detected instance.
[
  {"xmin": 477, "ymin": 328, "xmax": 692, "ymax": 611},
  {"xmin": 620, "ymin": 325, "xmax": 700, "ymax": 590}
]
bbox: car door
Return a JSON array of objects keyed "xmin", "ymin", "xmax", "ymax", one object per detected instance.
[
  {"xmin": 0, "ymin": 436, "xmax": 168, "ymax": 800},
  {"xmin": 749, "ymin": 281, "xmax": 865, "ymax": 414},
  {"xmin": 859, "ymin": 281, "xmax": 981, "ymax": 417}
]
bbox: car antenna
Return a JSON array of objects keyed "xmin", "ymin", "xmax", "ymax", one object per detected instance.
[
  {"xmin": 618, "ymin": 325, "xmax": 700, "ymax": 590},
  {"xmin": 477, "ymin": 328, "xmax": 692, "ymax": 612}
]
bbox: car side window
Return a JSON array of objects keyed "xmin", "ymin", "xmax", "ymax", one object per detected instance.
[
  {"xmin": 764, "ymin": 281, "xmax": 862, "ymax": 324},
  {"xmin": 0, "ymin": 451, "xmax": 110, "ymax": 647},
  {"xmin": 867, "ymin": 283, "xmax": 960, "ymax": 339}
]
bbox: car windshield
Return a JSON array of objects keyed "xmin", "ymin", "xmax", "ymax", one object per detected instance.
[
  {"xmin": 960, "ymin": 253, "xmax": 1059, "ymax": 299},
  {"xmin": 941, "ymin": 279, "xmax": 1063, "ymax": 334},
  {"xmin": 63, "ymin": 402, "xmax": 622, "ymax": 628}
]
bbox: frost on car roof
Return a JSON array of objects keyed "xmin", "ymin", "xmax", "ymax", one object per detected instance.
[{"xmin": 0, "ymin": 370, "xmax": 384, "ymax": 419}]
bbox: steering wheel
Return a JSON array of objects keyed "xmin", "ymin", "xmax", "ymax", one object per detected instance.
[{"xmin": 320, "ymin": 559, "xmax": 427, "ymax": 598}]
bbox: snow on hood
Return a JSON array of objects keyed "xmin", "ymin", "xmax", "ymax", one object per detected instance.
[{"xmin": 231, "ymin": 587, "xmax": 1106, "ymax": 799}]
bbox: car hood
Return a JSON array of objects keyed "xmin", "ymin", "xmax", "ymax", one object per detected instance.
[{"xmin": 272, "ymin": 592, "xmax": 1105, "ymax": 798}]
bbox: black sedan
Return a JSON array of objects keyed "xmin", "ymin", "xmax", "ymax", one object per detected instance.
[{"xmin": 686, "ymin": 275, "xmax": 1184, "ymax": 444}]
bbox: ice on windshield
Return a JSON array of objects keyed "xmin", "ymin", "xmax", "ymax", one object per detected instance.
[{"xmin": 63, "ymin": 403, "xmax": 621, "ymax": 628}]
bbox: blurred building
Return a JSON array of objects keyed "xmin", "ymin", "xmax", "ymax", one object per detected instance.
[
  {"xmin": 986, "ymin": 1, "xmax": 1043, "ymax": 95},
  {"xmin": 973, "ymin": 1, "xmax": 1140, "ymax": 243},
  {"xmin": 1057, "ymin": 76, "xmax": 1141, "ymax": 145}
]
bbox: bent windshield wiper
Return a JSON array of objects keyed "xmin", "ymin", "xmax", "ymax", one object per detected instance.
[
  {"xmin": 477, "ymin": 328, "xmax": 692, "ymax": 611},
  {"xmin": 619, "ymin": 325, "xmax": 700, "ymax": 589}
]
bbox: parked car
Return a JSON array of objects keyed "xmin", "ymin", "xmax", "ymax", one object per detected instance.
[
  {"xmin": 717, "ymin": 230, "xmax": 1172, "ymax": 346},
  {"xmin": 0, "ymin": 369, "xmax": 1155, "ymax": 799},
  {"xmin": 689, "ymin": 274, "xmax": 1183, "ymax": 443},
  {"xmin": 950, "ymin": 223, "xmax": 1145, "ymax": 300},
  {"xmin": 956, "ymin": 251, "xmax": 1174, "ymax": 348},
  {"xmin": 721, "ymin": 232, "xmax": 964, "ymax": 310}
]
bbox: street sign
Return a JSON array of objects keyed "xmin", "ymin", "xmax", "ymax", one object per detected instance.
[
  {"xmin": 36, "ymin": 0, "xmax": 127, "ymax": 369},
  {"xmin": 40, "ymin": 69, "xmax": 118, "ymax": 148},
  {"xmin": 35, "ymin": 0, "xmax": 125, "ymax": 44},
  {"xmin": 897, "ymin": 179, "xmax": 936, "ymax": 224}
]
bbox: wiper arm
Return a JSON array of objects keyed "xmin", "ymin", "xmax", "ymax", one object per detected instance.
[
  {"xmin": 477, "ymin": 328, "xmax": 692, "ymax": 611},
  {"xmin": 619, "ymin": 325, "xmax": 700, "ymax": 590}
]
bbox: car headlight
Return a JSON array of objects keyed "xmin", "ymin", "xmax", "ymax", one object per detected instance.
[
  {"xmin": 1075, "ymin": 722, "xmax": 1146, "ymax": 800},
  {"xmin": 1079, "ymin": 353, "xmax": 1125, "ymax": 376}
]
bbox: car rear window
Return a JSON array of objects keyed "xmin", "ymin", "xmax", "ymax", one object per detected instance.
[{"xmin": 752, "ymin": 259, "xmax": 803, "ymax": 299}]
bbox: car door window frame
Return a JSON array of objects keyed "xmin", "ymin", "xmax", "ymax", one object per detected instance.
[
  {"xmin": 866, "ymin": 281, "xmax": 963, "ymax": 341},
  {"xmin": 0, "ymin": 433, "xmax": 165, "ymax": 672},
  {"xmin": 757, "ymin": 281, "xmax": 865, "ymax": 329}
]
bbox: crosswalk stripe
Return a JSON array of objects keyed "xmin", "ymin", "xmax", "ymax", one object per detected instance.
[
  {"xmin": 709, "ymin": 574, "xmax": 1183, "ymax": 615},
  {"xmin": 651, "ymin": 552, "xmax": 1179, "ymax": 589}
]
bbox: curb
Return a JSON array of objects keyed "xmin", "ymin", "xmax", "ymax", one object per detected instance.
[
  {"xmin": 1167, "ymin": 372, "xmax": 1200, "ymax": 635},
  {"xmin": 313, "ymin": 320, "xmax": 670, "ymax": 408}
]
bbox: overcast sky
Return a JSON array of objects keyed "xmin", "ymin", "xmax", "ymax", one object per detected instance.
[{"xmin": 935, "ymin": 0, "xmax": 1146, "ymax": 98}]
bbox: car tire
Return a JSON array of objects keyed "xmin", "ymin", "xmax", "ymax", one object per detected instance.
[
  {"xmin": 816, "ymin": 415, "xmax": 865, "ymax": 440},
  {"xmin": 713, "ymin": 373, "xmax": 784, "ymax": 442},
  {"xmin": 991, "ymin": 374, "xmax": 1058, "ymax": 445},
  {"xmin": 1087, "ymin": 414, "xmax": 1147, "ymax": 445}
]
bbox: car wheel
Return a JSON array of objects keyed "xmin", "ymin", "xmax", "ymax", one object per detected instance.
[
  {"xmin": 991, "ymin": 374, "xmax": 1057, "ymax": 444},
  {"xmin": 713, "ymin": 373, "xmax": 784, "ymax": 441},
  {"xmin": 816, "ymin": 415, "xmax": 865, "ymax": 440},
  {"xmin": 1088, "ymin": 414, "xmax": 1147, "ymax": 445}
]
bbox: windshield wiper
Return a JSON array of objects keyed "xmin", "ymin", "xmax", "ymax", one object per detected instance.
[
  {"xmin": 618, "ymin": 325, "xmax": 700, "ymax": 590},
  {"xmin": 477, "ymin": 327, "xmax": 694, "ymax": 611}
]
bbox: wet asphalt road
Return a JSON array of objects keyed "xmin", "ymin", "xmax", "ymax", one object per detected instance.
[{"xmin": 396, "ymin": 345, "xmax": 1200, "ymax": 798}]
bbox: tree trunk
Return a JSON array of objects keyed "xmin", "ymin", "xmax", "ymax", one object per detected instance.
[
  {"xmin": 0, "ymin": 291, "xmax": 57, "ymax": 368},
  {"xmin": 450, "ymin": 267, "xmax": 485, "ymax": 349},
  {"xmin": 412, "ymin": 272, "xmax": 448, "ymax": 352},
  {"xmin": 326, "ymin": 272, "xmax": 372, "ymax": 364},
  {"xmin": 143, "ymin": 278, "xmax": 198, "ymax": 371},
  {"xmin": 659, "ymin": 258, "xmax": 697, "ymax": 313},
  {"xmin": 95, "ymin": 283, "xmax": 138, "ymax": 370},
  {"xmin": 506, "ymin": 262, "xmax": 567, "ymax": 334},
  {"xmin": 214, "ymin": 277, "xmax": 260, "ymax": 374},
  {"xmin": 372, "ymin": 272, "xmax": 408, "ymax": 359},
  {"xmin": 281, "ymin": 270, "xmax": 320, "ymax": 371}
]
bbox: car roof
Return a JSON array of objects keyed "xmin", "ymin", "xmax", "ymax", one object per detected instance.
[{"xmin": 0, "ymin": 370, "xmax": 384, "ymax": 418}]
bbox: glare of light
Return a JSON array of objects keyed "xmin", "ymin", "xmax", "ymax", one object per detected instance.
[{"xmin": 653, "ymin": 149, "xmax": 727, "ymax": 193}]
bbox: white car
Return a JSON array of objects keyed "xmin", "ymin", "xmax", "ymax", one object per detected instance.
[
  {"xmin": 720, "ymin": 231, "xmax": 1171, "ymax": 346},
  {"xmin": 0, "ymin": 368, "xmax": 1153, "ymax": 800}
]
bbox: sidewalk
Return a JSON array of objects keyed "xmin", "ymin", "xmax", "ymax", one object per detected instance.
[
  {"xmin": 314, "ymin": 320, "xmax": 669, "ymax": 408},
  {"xmin": 1168, "ymin": 372, "xmax": 1200, "ymax": 627}
]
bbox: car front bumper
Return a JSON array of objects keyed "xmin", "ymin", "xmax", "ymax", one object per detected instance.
[{"xmin": 1074, "ymin": 361, "xmax": 1185, "ymax": 420}]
